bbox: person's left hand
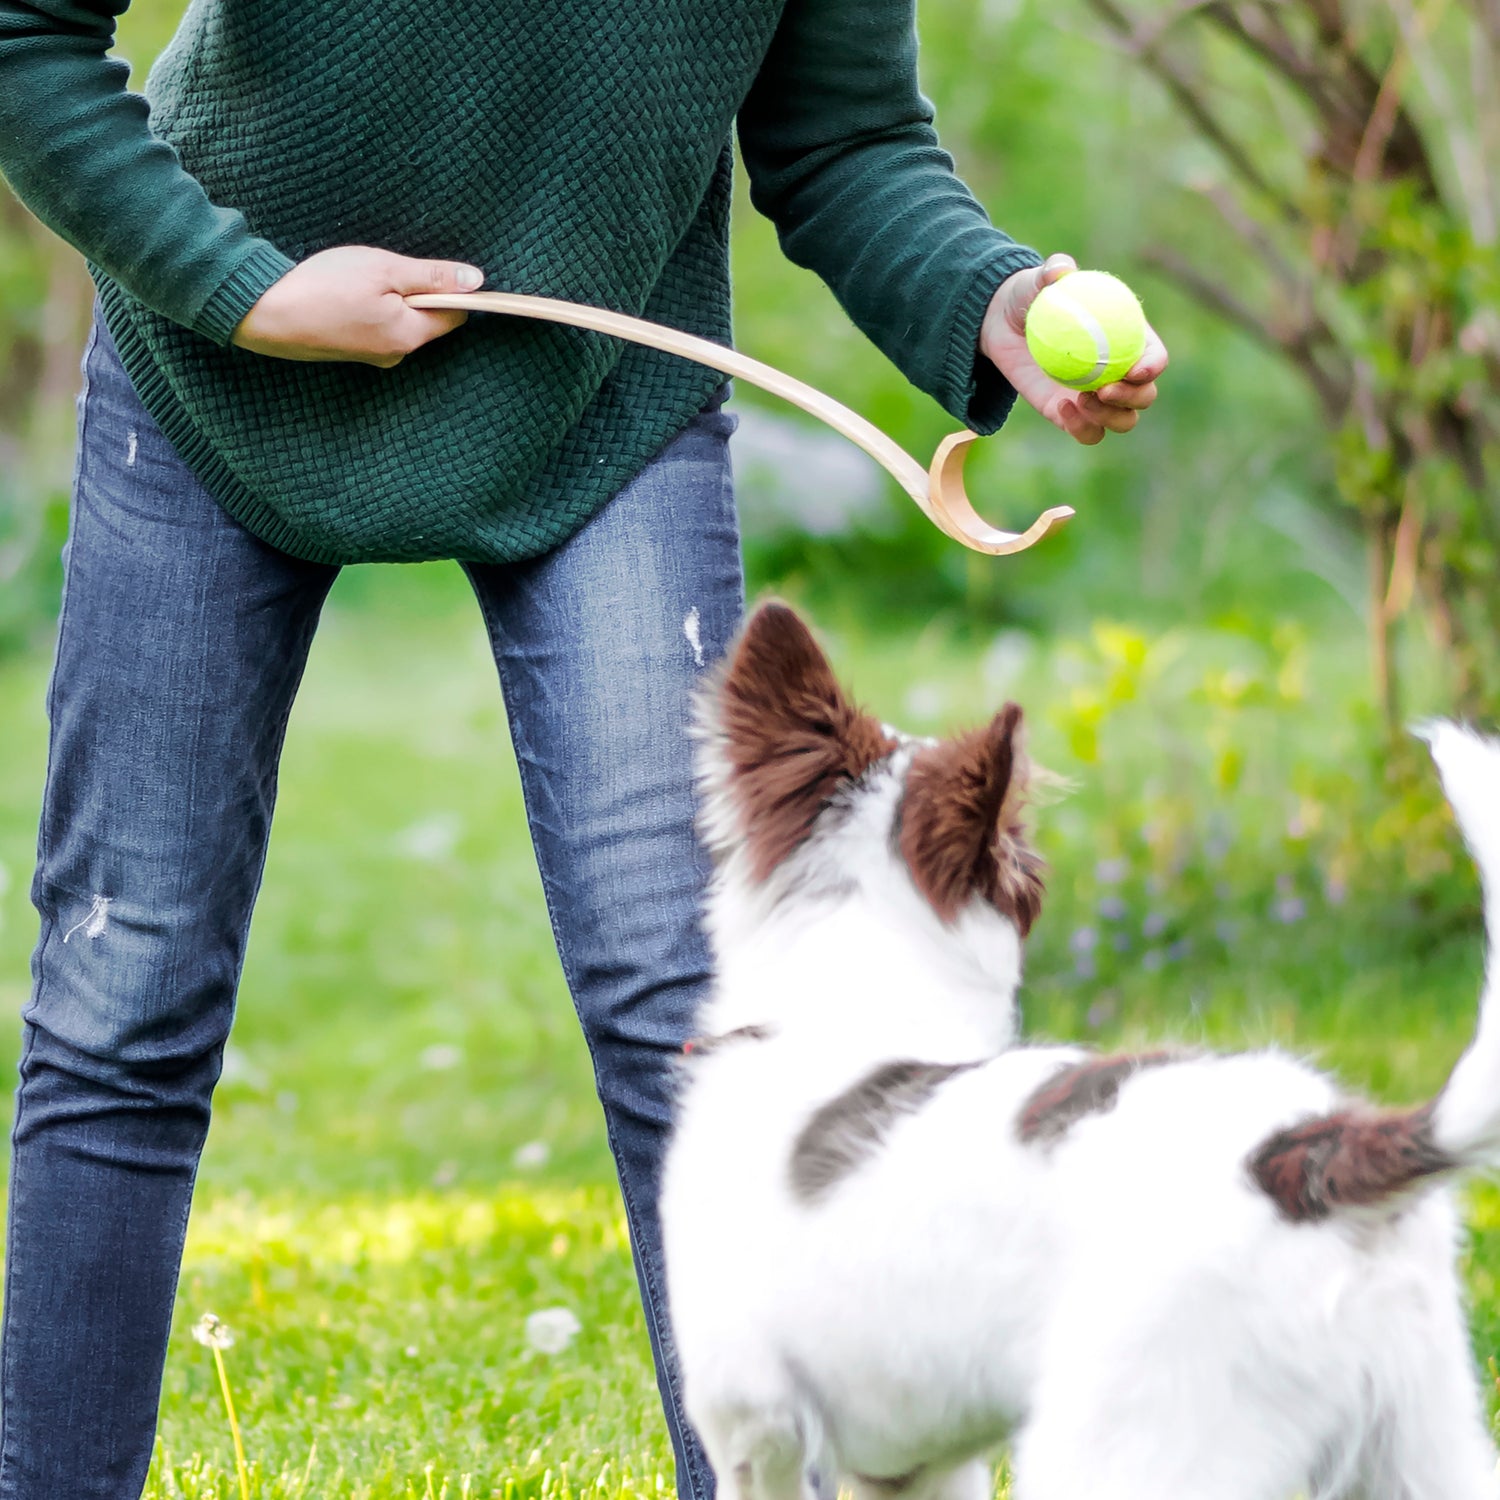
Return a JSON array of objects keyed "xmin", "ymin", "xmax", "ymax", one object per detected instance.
[{"xmin": 980, "ymin": 252, "xmax": 1168, "ymax": 446}]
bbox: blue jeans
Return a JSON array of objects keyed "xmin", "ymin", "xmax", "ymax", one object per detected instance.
[{"xmin": 1, "ymin": 316, "xmax": 742, "ymax": 1499}]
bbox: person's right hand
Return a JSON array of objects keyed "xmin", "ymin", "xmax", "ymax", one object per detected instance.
[{"xmin": 231, "ymin": 246, "xmax": 484, "ymax": 367}]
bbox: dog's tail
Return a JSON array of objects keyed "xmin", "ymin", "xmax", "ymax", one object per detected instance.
[
  {"xmin": 1249, "ymin": 723, "xmax": 1500, "ymax": 1222},
  {"xmin": 1426, "ymin": 722, "xmax": 1500, "ymax": 1164}
]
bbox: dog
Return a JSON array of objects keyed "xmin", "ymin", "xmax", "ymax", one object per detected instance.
[{"xmin": 660, "ymin": 601, "xmax": 1500, "ymax": 1500}]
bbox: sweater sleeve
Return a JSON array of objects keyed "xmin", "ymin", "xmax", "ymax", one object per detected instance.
[
  {"xmin": 0, "ymin": 0, "xmax": 294, "ymax": 344},
  {"xmin": 737, "ymin": 0, "xmax": 1041, "ymax": 433}
]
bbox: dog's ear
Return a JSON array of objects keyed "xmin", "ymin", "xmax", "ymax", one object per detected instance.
[
  {"xmin": 899, "ymin": 703, "xmax": 1044, "ymax": 932},
  {"xmin": 714, "ymin": 602, "xmax": 895, "ymax": 881}
]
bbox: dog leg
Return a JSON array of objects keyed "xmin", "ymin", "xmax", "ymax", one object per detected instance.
[
  {"xmin": 852, "ymin": 1459, "xmax": 993, "ymax": 1500},
  {"xmin": 918, "ymin": 1461, "xmax": 993, "ymax": 1500},
  {"xmin": 699, "ymin": 1408, "xmax": 816, "ymax": 1500},
  {"xmin": 1352, "ymin": 1404, "xmax": 1498, "ymax": 1500},
  {"xmin": 1349, "ymin": 1293, "xmax": 1500, "ymax": 1500},
  {"xmin": 1010, "ymin": 1375, "xmax": 1314, "ymax": 1500}
]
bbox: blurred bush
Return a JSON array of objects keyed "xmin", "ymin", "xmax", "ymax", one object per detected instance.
[
  {"xmin": 0, "ymin": 193, "xmax": 86, "ymax": 654},
  {"xmin": 733, "ymin": 1, "xmax": 1360, "ymax": 637},
  {"xmin": 1022, "ymin": 615, "xmax": 1477, "ymax": 1001},
  {"xmin": 0, "ymin": 0, "xmax": 176, "ymax": 653},
  {"xmin": 2, "ymin": 0, "xmax": 1495, "ymax": 729},
  {"xmin": 0, "ymin": 0, "xmax": 1351, "ymax": 645},
  {"xmin": 1085, "ymin": 0, "xmax": 1500, "ymax": 724}
]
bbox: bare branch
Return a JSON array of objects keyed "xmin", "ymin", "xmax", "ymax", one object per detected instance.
[
  {"xmin": 1144, "ymin": 244, "xmax": 1349, "ymax": 415},
  {"xmin": 1350, "ymin": 46, "xmax": 1409, "ymax": 185},
  {"xmin": 1141, "ymin": 246, "xmax": 1273, "ymax": 345},
  {"xmin": 1196, "ymin": 2, "xmax": 1436, "ymax": 197},
  {"xmin": 1130, "ymin": 0, "xmax": 1235, "ymax": 51},
  {"xmin": 1198, "ymin": 182, "xmax": 1304, "ymax": 285},
  {"xmin": 1395, "ymin": 0, "xmax": 1498, "ymax": 240},
  {"xmin": 1084, "ymin": 0, "xmax": 1303, "ymax": 220},
  {"xmin": 1469, "ymin": 0, "xmax": 1500, "ymax": 51},
  {"xmin": 1205, "ymin": 3, "xmax": 1354, "ymax": 120}
]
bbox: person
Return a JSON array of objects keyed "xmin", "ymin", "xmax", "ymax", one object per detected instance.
[{"xmin": 0, "ymin": 1, "xmax": 1167, "ymax": 1495}]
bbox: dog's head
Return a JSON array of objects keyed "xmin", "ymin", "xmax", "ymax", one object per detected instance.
[{"xmin": 696, "ymin": 602, "xmax": 1044, "ymax": 940}]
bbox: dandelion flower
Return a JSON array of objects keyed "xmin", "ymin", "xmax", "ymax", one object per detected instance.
[
  {"xmin": 394, "ymin": 813, "xmax": 463, "ymax": 862},
  {"xmin": 192, "ymin": 1312, "xmax": 235, "ymax": 1351},
  {"xmin": 420, "ymin": 1043, "xmax": 463, "ymax": 1072},
  {"xmin": 192, "ymin": 1312, "xmax": 249, "ymax": 1500},
  {"xmin": 525, "ymin": 1307, "xmax": 581, "ymax": 1354}
]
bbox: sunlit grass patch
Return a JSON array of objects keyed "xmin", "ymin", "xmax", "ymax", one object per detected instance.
[
  {"xmin": 2, "ymin": 565, "xmax": 1498, "ymax": 1493},
  {"xmin": 152, "ymin": 1186, "xmax": 670, "ymax": 1499},
  {"xmin": 159, "ymin": 1181, "xmax": 1500, "ymax": 1498}
]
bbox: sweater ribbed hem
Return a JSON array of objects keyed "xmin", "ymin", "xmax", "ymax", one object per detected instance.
[
  {"xmin": 944, "ymin": 243, "xmax": 1044, "ymax": 436},
  {"xmin": 191, "ymin": 243, "xmax": 300, "ymax": 347},
  {"xmin": 96, "ymin": 276, "xmax": 349, "ymax": 566}
]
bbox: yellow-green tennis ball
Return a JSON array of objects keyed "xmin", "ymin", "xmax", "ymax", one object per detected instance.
[{"xmin": 1025, "ymin": 270, "xmax": 1148, "ymax": 392}]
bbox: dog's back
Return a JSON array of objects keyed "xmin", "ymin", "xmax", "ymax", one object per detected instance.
[{"xmin": 663, "ymin": 604, "xmax": 1500, "ymax": 1500}]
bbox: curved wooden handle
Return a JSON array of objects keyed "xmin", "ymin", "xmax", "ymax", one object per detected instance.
[{"xmin": 408, "ymin": 291, "xmax": 1073, "ymax": 556}]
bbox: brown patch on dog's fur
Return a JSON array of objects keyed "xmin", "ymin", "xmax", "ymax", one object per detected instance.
[
  {"xmin": 899, "ymin": 704, "xmax": 1044, "ymax": 931},
  {"xmin": 717, "ymin": 604, "xmax": 895, "ymax": 882},
  {"xmin": 790, "ymin": 1059, "xmax": 979, "ymax": 1204},
  {"xmin": 683, "ymin": 1023, "xmax": 776, "ymax": 1058},
  {"xmin": 1248, "ymin": 1104, "xmax": 1454, "ymax": 1222},
  {"xmin": 1018, "ymin": 1052, "xmax": 1179, "ymax": 1146}
]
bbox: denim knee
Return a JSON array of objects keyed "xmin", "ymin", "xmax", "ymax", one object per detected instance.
[{"xmin": 26, "ymin": 881, "xmax": 238, "ymax": 1087}]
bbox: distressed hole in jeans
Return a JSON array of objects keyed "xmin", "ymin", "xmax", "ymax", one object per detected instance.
[
  {"xmin": 683, "ymin": 607, "xmax": 704, "ymax": 667},
  {"xmin": 62, "ymin": 894, "xmax": 112, "ymax": 944}
]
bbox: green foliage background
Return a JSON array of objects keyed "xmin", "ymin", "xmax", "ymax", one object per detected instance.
[
  {"xmin": 1, "ymin": 3, "xmax": 1498, "ymax": 1494},
  {"xmin": 0, "ymin": 0, "xmax": 1358, "ymax": 649}
]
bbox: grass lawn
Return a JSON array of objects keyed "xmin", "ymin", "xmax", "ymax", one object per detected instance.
[{"xmin": 1, "ymin": 562, "xmax": 1497, "ymax": 1497}]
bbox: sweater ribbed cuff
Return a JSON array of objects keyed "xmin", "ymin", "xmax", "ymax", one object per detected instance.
[
  {"xmin": 192, "ymin": 242, "xmax": 299, "ymax": 347},
  {"xmin": 942, "ymin": 242, "xmax": 1044, "ymax": 436}
]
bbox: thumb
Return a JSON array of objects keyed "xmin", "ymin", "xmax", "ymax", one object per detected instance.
[
  {"xmin": 999, "ymin": 252, "xmax": 1078, "ymax": 335},
  {"xmin": 1037, "ymin": 252, "xmax": 1077, "ymax": 290},
  {"xmin": 382, "ymin": 254, "xmax": 485, "ymax": 295}
]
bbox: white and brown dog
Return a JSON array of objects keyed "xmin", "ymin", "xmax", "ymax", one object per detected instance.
[{"xmin": 661, "ymin": 602, "xmax": 1500, "ymax": 1500}]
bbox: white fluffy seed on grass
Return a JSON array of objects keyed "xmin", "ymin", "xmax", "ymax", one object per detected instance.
[
  {"xmin": 192, "ymin": 1312, "xmax": 235, "ymax": 1350},
  {"xmin": 525, "ymin": 1307, "xmax": 581, "ymax": 1354}
]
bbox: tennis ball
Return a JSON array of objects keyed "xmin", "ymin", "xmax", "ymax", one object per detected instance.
[{"xmin": 1025, "ymin": 270, "xmax": 1147, "ymax": 392}]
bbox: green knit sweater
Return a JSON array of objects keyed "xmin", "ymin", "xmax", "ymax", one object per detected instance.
[{"xmin": 0, "ymin": 0, "xmax": 1041, "ymax": 565}]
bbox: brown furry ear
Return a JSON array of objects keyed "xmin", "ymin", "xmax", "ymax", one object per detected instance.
[
  {"xmin": 716, "ymin": 602, "xmax": 895, "ymax": 881},
  {"xmin": 899, "ymin": 703, "xmax": 1044, "ymax": 931}
]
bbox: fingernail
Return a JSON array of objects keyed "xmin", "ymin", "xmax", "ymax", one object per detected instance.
[{"xmin": 458, "ymin": 266, "xmax": 484, "ymax": 291}]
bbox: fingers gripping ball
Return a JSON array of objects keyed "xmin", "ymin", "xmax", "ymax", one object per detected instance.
[{"xmin": 1025, "ymin": 270, "xmax": 1148, "ymax": 392}]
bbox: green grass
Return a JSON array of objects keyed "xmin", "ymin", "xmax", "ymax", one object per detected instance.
[{"xmin": 1, "ymin": 562, "xmax": 1497, "ymax": 1496}]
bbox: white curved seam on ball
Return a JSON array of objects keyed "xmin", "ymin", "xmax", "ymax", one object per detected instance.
[{"xmin": 1045, "ymin": 289, "xmax": 1110, "ymax": 387}]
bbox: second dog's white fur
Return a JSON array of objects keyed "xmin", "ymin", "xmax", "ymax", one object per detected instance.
[{"xmin": 661, "ymin": 603, "xmax": 1500, "ymax": 1500}]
